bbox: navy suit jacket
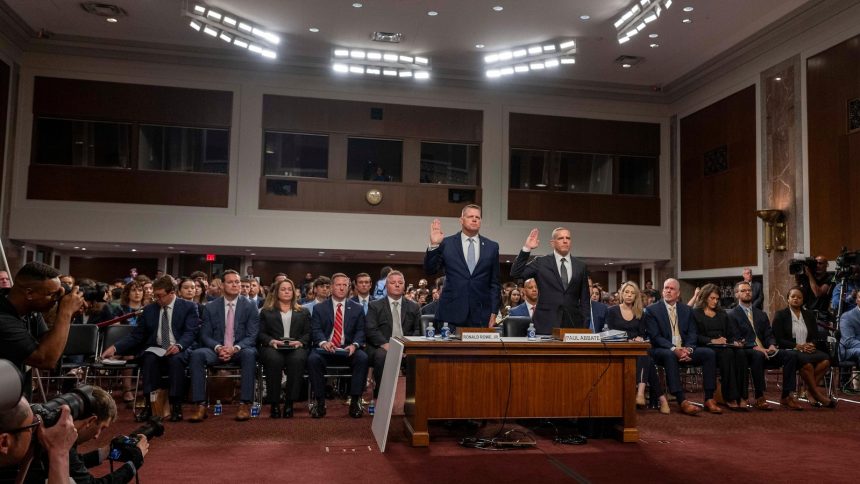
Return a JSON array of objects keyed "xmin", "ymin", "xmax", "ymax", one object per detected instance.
[
  {"xmin": 424, "ymin": 232, "xmax": 501, "ymax": 326},
  {"xmin": 589, "ymin": 300, "xmax": 608, "ymax": 332},
  {"xmin": 199, "ymin": 296, "xmax": 259, "ymax": 350},
  {"xmin": 311, "ymin": 299, "xmax": 366, "ymax": 347},
  {"xmin": 115, "ymin": 298, "xmax": 199, "ymax": 355},
  {"xmin": 728, "ymin": 305, "xmax": 775, "ymax": 348},
  {"xmin": 365, "ymin": 297, "xmax": 420, "ymax": 347},
  {"xmin": 508, "ymin": 302, "xmax": 531, "ymax": 318},
  {"xmin": 510, "ymin": 250, "xmax": 589, "ymax": 334},
  {"xmin": 643, "ymin": 301, "xmax": 698, "ymax": 350}
]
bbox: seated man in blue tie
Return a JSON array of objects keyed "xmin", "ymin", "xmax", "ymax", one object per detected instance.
[
  {"xmin": 308, "ymin": 273, "xmax": 369, "ymax": 418},
  {"xmin": 101, "ymin": 276, "xmax": 200, "ymax": 422},
  {"xmin": 509, "ymin": 278, "xmax": 538, "ymax": 319},
  {"xmin": 351, "ymin": 272, "xmax": 375, "ymax": 314},
  {"xmin": 188, "ymin": 270, "xmax": 259, "ymax": 422}
]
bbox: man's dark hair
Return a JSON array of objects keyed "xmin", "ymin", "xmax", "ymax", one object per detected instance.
[
  {"xmin": 90, "ymin": 386, "xmax": 117, "ymax": 423},
  {"xmin": 222, "ymin": 269, "xmax": 240, "ymax": 279},
  {"xmin": 240, "ymin": 277, "xmax": 254, "ymax": 284},
  {"xmin": 355, "ymin": 272, "xmax": 371, "ymax": 281},
  {"xmin": 14, "ymin": 262, "xmax": 60, "ymax": 285},
  {"xmin": 152, "ymin": 276, "xmax": 176, "ymax": 293},
  {"xmin": 189, "ymin": 270, "xmax": 207, "ymax": 280},
  {"xmin": 313, "ymin": 276, "xmax": 332, "ymax": 288}
]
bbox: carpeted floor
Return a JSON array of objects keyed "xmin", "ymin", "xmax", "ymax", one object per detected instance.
[{"xmin": 81, "ymin": 376, "xmax": 860, "ymax": 484}]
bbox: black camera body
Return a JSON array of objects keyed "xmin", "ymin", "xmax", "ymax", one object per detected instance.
[
  {"xmin": 60, "ymin": 283, "xmax": 108, "ymax": 303},
  {"xmin": 109, "ymin": 419, "xmax": 164, "ymax": 462},
  {"xmin": 834, "ymin": 250, "xmax": 860, "ymax": 281},
  {"xmin": 30, "ymin": 385, "xmax": 95, "ymax": 427},
  {"xmin": 789, "ymin": 257, "xmax": 816, "ymax": 276}
]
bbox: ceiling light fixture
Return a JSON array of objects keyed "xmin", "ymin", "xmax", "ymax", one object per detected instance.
[
  {"xmin": 331, "ymin": 47, "xmax": 431, "ymax": 81},
  {"xmin": 649, "ymin": 43, "xmax": 659, "ymax": 48},
  {"xmin": 484, "ymin": 39, "xmax": 576, "ymax": 78},
  {"xmin": 184, "ymin": 3, "xmax": 280, "ymax": 59},
  {"xmin": 106, "ymin": 17, "xmax": 118, "ymax": 23},
  {"xmin": 682, "ymin": 18, "xmax": 691, "ymax": 23},
  {"xmin": 580, "ymin": 15, "xmax": 591, "ymax": 20},
  {"xmin": 493, "ymin": 6, "xmax": 504, "ymax": 12},
  {"xmin": 427, "ymin": 11, "xmax": 438, "ymax": 16},
  {"xmin": 308, "ymin": 27, "xmax": 319, "ymax": 32},
  {"xmin": 475, "ymin": 43, "xmax": 485, "ymax": 48},
  {"xmin": 683, "ymin": 6, "xmax": 694, "ymax": 12},
  {"xmin": 649, "ymin": 33, "xmax": 659, "ymax": 38},
  {"xmin": 614, "ymin": 0, "xmax": 673, "ymax": 45},
  {"xmin": 352, "ymin": 2, "xmax": 363, "ymax": 8}
]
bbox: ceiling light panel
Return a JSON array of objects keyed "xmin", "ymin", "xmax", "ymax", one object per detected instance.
[
  {"xmin": 483, "ymin": 39, "xmax": 576, "ymax": 78},
  {"xmin": 185, "ymin": 2, "xmax": 280, "ymax": 59},
  {"xmin": 614, "ymin": 0, "xmax": 673, "ymax": 44},
  {"xmin": 331, "ymin": 46, "xmax": 431, "ymax": 81}
]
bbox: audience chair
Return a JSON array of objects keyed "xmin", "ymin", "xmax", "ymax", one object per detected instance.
[{"xmin": 85, "ymin": 325, "xmax": 141, "ymax": 402}]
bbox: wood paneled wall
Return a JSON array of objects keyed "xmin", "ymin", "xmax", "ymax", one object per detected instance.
[
  {"xmin": 508, "ymin": 190, "xmax": 659, "ymax": 225},
  {"xmin": 680, "ymin": 85, "xmax": 757, "ymax": 270},
  {"xmin": 69, "ymin": 257, "xmax": 158, "ymax": 282},
  {"xmin": 807, "ymin": 34, "xmax": 860, "ymax": 256}
]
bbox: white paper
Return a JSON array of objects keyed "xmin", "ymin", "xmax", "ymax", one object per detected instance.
[{"xmin": 144, "ymin": 346, "xmax": 167, "ymax": 357}]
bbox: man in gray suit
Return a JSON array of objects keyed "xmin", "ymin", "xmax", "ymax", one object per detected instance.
[{"xmin": 188, "ymin": 270, "xmax": 259, "ymax": 422}]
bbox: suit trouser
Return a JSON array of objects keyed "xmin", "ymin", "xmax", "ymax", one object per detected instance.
[
  {"xmin": 307, "ymin": 348, "xmax": 368, "ymax": 402},
  {"xmin": 258, "ymin": 346, "xmax": 308, "ymax": 404},
  {"xmin": 741, "ymin": 348, "xmax": 797, "ymax": 399},
  {"xmin": 652, "ymin": 347, "xmax": 716, "ymax": 401},
  {"xmin": 189, "ymin": 347, "xmax": 257, "ymax": 403},
  {"xmin": 138, "ymin": 350, "xmax": 190, "ymax": 401},
  {"xmin": 637, "ymin": 352, "xmax": 663, "ymax": 406},
  {"xmin": 713, "ymin": 347, "xmax": 747, "ymax": 402}
]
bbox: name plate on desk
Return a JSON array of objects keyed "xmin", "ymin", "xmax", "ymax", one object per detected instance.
[
  {"xmin": 461, "ymin": 332, "xmax": 501, "ymax": 341},
  {"xmin": 563, "ymin": 333, "xmax": 601, "ymax": 343}
]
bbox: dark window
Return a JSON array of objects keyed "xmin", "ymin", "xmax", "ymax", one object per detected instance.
[
  {"xmin": 33, "ymin": 118, "xmax": 131, "ymax": 168},
  {"xmin": 618, "ymin": 155, "xmax": 657, "ymax": 195},
  {"xmin": 554, "ymin": 152, "xmax": 612, "ymax": 194},
  {"xmin": 420, "ymin": 142, "xmax": 480, "ymax": 185},
  {"xmin": 509, "ymin": 149, "xmax": 550, "ymax": 189},
  {"xmin": 346, "ymin": 137, "xmax": 403, "ymax": 182},
  {"xmin": 263, "ymin": 132, "xmax": 329, "ymax": 178},
  {"xmin": 138, "ymin": 125, "xmax": 229, "ymax": 174}
]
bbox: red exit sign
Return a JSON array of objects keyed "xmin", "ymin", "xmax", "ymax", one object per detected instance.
[{"xmin": 205, "ymin": 254, "xmax": 216, "ymax": 262}]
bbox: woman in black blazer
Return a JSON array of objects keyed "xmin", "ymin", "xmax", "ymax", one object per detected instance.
[
  {"xmin": 257, "ymin": 278, "xmax": 311, "ymax": 418},
  {"xmin": 772, "ymin": 286, "xmax": 834, "ymax": 408}
]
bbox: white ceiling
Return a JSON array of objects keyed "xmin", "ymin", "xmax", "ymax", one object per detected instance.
[{"xmin": 4, "ymin": 0, "xmax": 813, "ymax": 89}]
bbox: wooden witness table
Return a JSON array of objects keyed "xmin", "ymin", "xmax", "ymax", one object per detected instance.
[{"xmin": 398, "ymin": 336, "xmax": 650, "ymax": 446}]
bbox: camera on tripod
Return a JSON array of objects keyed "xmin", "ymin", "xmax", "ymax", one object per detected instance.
[
  {"xmin": 30, "ymin": 385, "xmax": 96, "ymax": 427},
  {"xmin": 834, "ymin": 249, "xmax": 860, "ymax": 281},
  {"xmin": 109, "ymin": 419, "xmax": 164, "ymax": 462},
  {"xmin": 789, "ymin": 257, "xmax": 817, "ymax": 276}
]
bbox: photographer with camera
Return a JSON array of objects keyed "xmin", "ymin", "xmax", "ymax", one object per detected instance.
[
  {"xmin": 792, "ymin": 256, "xmax": 832, "ymax": 313},
  {"xmin": 0, "ymin": 263, "xmax": 84, "ymax": 399}
]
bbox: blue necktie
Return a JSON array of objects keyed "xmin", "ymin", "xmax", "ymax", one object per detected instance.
[
  {"xmin": 466, "ymin": 238, "xmax": 476, "ymax": 274},
  {"xmin": 362, "ymin": 299, "xmax": 368, "ymax": 315}
]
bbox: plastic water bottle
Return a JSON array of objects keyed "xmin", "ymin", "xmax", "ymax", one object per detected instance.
[
  {"xmin": 441, "ymin": 322, "xmax": 451, "ymax": 339},
  {"xmin": 527, "ymin": 322, "xmax": 537, "ymax": 341},
  {"xmin": 368, "ymin": 400, "xmax": 376, "ymax": 416},
  {"xmin": 251, "ymin": 402, "xmax": 261, "ymax": 418},
  {"xmin": 213, "ymin": 400, "xmax": 222, "ymax": 416},
  {"xmin": 425, "ymin": 322, "xmax": 435, "ymax": 339},
  {"xmin": 602, "ymin": 323, "xmax": 609, "ymax": 333}
]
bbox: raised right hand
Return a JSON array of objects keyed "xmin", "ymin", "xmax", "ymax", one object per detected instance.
[
  {"xmin": 524, "ymin": 228, "xmax": 540, "ymax": 250},
  {"xmin": 429, "ymin": 219, "xmax": 444, "ymax": 245}
]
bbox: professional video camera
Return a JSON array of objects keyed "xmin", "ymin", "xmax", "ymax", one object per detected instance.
[
  {"xmin": 834, "ymin": 249, "xmax": 860, "ymax": 281},
  {"xmin": 789, "ymin": 257, "xmax": 817, "ymax": 276},
  {"xmin": 30, "ymin": 385, "xmax": 96, "ymax": 427},
  {"xmin": 60, "ymin": 282, "xmax": 110, "ymax": 303},
  {"xmin": 109, "ymin": 419, "xmax": 164, "ymax": 462}
]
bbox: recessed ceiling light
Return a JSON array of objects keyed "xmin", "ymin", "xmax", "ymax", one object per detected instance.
[
  {"xmin": 131, "ymin": 249, "xmax": 137, "ymax": 252},
  {"xmin": 622, "ymin": 63, "xmax": 632, "ymax": 68},
  {"xmin": 683, "ymin": 6, "xmax": 694, "ymax": 12},
  {"xmin": 650, "ymin": 43, "xmax": 659, "ymax": 48},
  {"xmin": 352, "ymin": 2, "xmax": 362, "ymax": 7},
  {"xmin": 106, "ymin": 17, "xmax": 117, "ymax": 23},
  {"xmin": 73, "ymin": 246, "xmax": 80, "ymax": 249},
  {"xmin": 427, "ymin": 11, "xmax": 438, "ymax": 16},
  {"xmin": 579, "ymin": 15, "xmax": 590, "ymax": 20},
  {"xmin": 775, "ymin": 77, "xmax": 783, "ymax": 81},
  {"xmin": 81, "ymin": 248, "xmax": 87, "ymax": 251},
  {"xmin": 649, "ymin": 33, "xmax": 659, "ymax": 38},
  {"xmin": 492, "ymin": 6, "xmax": 504, "ymax": 12},
  {"xmin": 475, "ymin": 43, "xmax": 485, "ymax": 48},
  {"xmin": 308, "ymin": 27, "xmax": 319, "ymax": 32},
  {"xmin": 682, "ymin": 18, "xmax": 692, "ymax": 23}
]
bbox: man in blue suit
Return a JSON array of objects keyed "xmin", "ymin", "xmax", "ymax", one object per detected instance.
[
  {"xmin": 308, "ymin": 273, "xmax": 369, "ymax": 418},
  {"xmin": 102, "ymin": 276, "xmax": 199, "ymax": 422},
  {"xmin": 508, "ymin": 278, "xmax": 538, "ymax": 319},
  {"xmin": 643, "ymin": 278, "xmax": 720, "ymax": 415},
  {"xmin": 424, "ymin": 204, "xmax": 500, "ymax": 328},
  {"xmin": 188, "ymin": 270, "xmax": 259, "ymax": 422}
]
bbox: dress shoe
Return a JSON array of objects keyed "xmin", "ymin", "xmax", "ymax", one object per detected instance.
[
  {"xmin": 753, "ymin": 397, "xmax": 772, "ymax": 411},
  {"xmin": 635, "ymin": 393, "xmax": 646, "ymax": 408},
  {"xmin": 188, "ymin": 404, "xmax": 208, "ymax": 423},
  {"xmin": 726, "ymin": 401, "xmax": 740, "ymax": 411},
  {"xmin": 236, "ymin": 403, "xmax": 251, "ymax": 421},
  {"xmin": 679, "ymin": 400, "xmax": 701, "ymax": 416},
  {"xmin": 282, "ymin": 402, "xmax": 294, "ymax": 419},
  {"xmin": 270, "ymin": 404, "xmax": 281, "ymax": 419},
  {"xmin": 169, "ymin": 403, "xmax": 183, "ymax": 422},
  {"xmin": 135, "ymin": 407, "xmax": 152, "ymax": 423},
  {"xmin": 826, "ymin": 398, "xmax": 839, "ymax": 409},
  {"xmin": 349, "ymin": 398, "xmax": 364, "ymax": 418},
  {"xmin": 704, "ymin": 399, "xmax": 722, "ymax": 414},
  {"xmin": 780, "ymin": 395, "xmax": 803, "ymax": 411},
  {"xmin": 738, "ymin": 399, "xmax": 749, "ymax": 411},
  {"xmin": 659, "ymin": 399, "xmax": 670, "ymax": 415},
  {"xmin": 310, "ymin": 402, "xmax": 326, "ymax": 418}
]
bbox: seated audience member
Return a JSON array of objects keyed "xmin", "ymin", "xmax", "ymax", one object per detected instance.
[
  {"xmin": 607, "ymin": 281, "xmax": 667, "ymax": 412},
  {"xmin": 773, "ymin": 287, "xmax": 836, "ymax": 408},
  {"xmin": 189, "ymin": 270, "xmax": 259, "ymax": 422},
  {"xmin": 840, "ymin": 292, "xmax": 860, "ymax": 364},
  {"xmin": 239, "ymin": 277, "xmax": 251, "ymax": 298},
  {"xmin": 644, "ymin": 278, "xmax": 720, "ymax": 415},
  {"xmin": 123, "ymin": 268, "xmax": 138, "ymax": 285},
  {"xmin": 0, "ymin": 396, "xmax": 77, "ymax": 484},
  {"xmin": 374, "ymin": 267, "xmax": 392, "ymax": 299},
  {"xmin": 308, "ymin": 273, "xmax": 368, "ymax": 418},
  {"xmin": 102, "ymin": 276, "xmax": 200, "ymax": 421},
  {"xmin": 302, "ymin": 276, "xmax": 332, "ymax": 315},
  {"xmin": 248, "ymin": 278, "xmax": 264, "ymax": 309},
  {"xmin": 193, "ymin": 279, "xmax": 208, "ymax": 308},
  {"xmin": 365, "ymin": 271, "xmax": 420, "ymax": 401},
  {"xmin": 728, "ymin": 281, "xmax": 802, "ymax": 410},
  {"xmin": 272, "ymin": 273, "xmax": 288, "ymax": 285},
  {"xmin": 498, "ymin": 288, "xmax": 523, "ymax": 320},
  {"xmin": 692, "ymin": 284, "xmax": 749, "ymax": 410},
  {"xmin": 742, "ymin": 267, "xmax": 764, "ymax": 309},
  {"xmin": 0, "ymin": 270, "xmax": 11, "ymax": 288},
  {"xmin": 509, "ymin": 278, "xmax": 538, "ymax": 319},
  {"xmin": 206, "ymin": 277, "xmax": 222, "ymax": 301},
  {"xmin": 137, "ymin": 277, "xmax": 154, "ymax": 306},
  {"xmin": 351, "ymin": 272, "xmax": 375, "ymax": 315},
  {"xmin": 420, "ymin": 277, "xmax": 444, "ymax": 316},
  {"xmin": 257, "ymin": 278, "xmax": 310, "ymax": 419},
  {"xmin": 113, "ymin": 280, "xmax": 147, "ymax": 403},
  {"xmin": 589, "ymin": 285, "xmax": 608, "ymax": 332}
]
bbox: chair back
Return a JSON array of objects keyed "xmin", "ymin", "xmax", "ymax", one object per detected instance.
[
  {"xmin": 62, "ymin": 324, "xmax": 99, "ymax": 357},
  {"xmin": 503, "ymin": 317, "xmax": 532, "ymax": 337},
  {"xmin": 420, "ymin": 314, "xmax": 435, "ymax": 334},
  {"xmin": 102, "ymin": 325, "xmax": 135, "ymax": 353}
]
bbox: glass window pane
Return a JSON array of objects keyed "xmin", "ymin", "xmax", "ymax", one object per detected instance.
[
  {"xmin": 618, "ymin": 155, "xmax": 657, "ymax": 195},
  {"xmin": 263, "ymin": 132, "xmax": 328, "ymax": 178},
  {"xmin": 138, "ymin": 125, "xmax": 229, "ymax": 174},
  {"xmin": 509, "ymin": 149, "xmax": 550, "ymax": 189},
  {"xmin": 346, "ymin": 137, "xmax": 402, "ymax": 182},
  {"xmin": 33, "ymin": 118, "xmax": 130, "ymax": 168},
  {"xmin": 554, "ymin": 152, "xmax": 612, "ymax": 194},
  {"xmin": 420, "ymin": 142, "xmax": 480, "ymax": 185}
]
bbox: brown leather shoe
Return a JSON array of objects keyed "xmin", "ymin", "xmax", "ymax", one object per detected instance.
[
  {"xmin": 236, "ymin": 403, "xmax": 251, "ymax": 421},
  {"xmin": 679, "ymin": 400, "xmax": 701, "ymax": 416},
  {"xmin": 188, "ymin": 404, "xmax": 208, "ymax": 423},
  {"xmin": 704, "ymin": 399, "xmax": 722, "ymax": 414},
  {"xmin": 780, "ymin": 395, "xmax": 803, "ymax": 411},
  {"xmin": 754, "ymin": 397, "xmax": 773, "ymax": 411}
]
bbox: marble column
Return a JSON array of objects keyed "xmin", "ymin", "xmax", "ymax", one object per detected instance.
[{"xmin": 761, "ymin": 56, "xmax": 803, "ymax": 315}]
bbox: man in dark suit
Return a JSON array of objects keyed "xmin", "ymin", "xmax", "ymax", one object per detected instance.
[
  {"xmin": 424, "ymin": 204, "xmax": 501, "ymax": 328},
  {"xmin": 350, "ymin": 272, "xmax": 375, "ymax": 315},
  {"xmin": 728, "ymin": 281, "xmax": 802, "ymax": 410},
  {"xmin": 102, "ymin": 276, "xmax": 199, "ymax": 421},
  {"xmin": 188, "ymin": 270, "xmax": 259, "ymax": 422},
  {"xmin": 589, "ymin": 285, "xmax": 609, "ymax": 332},
  {"xmin": 742, "ymin": 267, "xmax": 764, "ymax": 310},
  {"xmin": 510, "ymin": 227, "xmax": 589, "ymax": 334},
  {"xmin": 508, "ymin": 278, "xmax": 538, "ymax": 319},
  {"xmin": 644, "ymin": 278, "xmax": 721, "ymax": 415},
  {"xmin": 308, "ymin": 273, "xmax": 369, "ymax": 418},
  {"xmin": 365, "ymin": 270, "xmax": 420, "ymax": 399}
]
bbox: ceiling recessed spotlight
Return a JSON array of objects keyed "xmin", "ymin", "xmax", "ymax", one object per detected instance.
[
  {"xmin": 492, "ymin": 6, "xmax": 504, "ymax": 12},
  {"xmin": 650, "ymin": 43, "xmax": 659, "ymax": 48},
  {"xmin": 649, "ymin": 33, "xmax": 659, "ymax": 38},
  {"xmin": 475, "ymin": 43, "xmax": 485, "ymax": 48},
  {"xmin": 427, "ymin": 11, "xmax": 438, "ymax": 16},
  {"xmin": 622, "ymin": 63, "xmax": 632, "ymax": 68},
  {"xmin": 579, "ymin": 15, "xmax": 590, "ymax": 20},
  {"xmin": 308, "ymin": 27, "xmax": 319, "ymax": 32},
  {"xmin": 81, "ymin": 248, "xmax": 87, "ymax": 251},
  {"xmin": 352, "ymin": 2, "xmax": 363, "ymax": 7},
  {"xmin": 131, "ymin": 249, "xmax": 137, "ymax": 252},
  {"xmin": 106, "ymin": 17, "xmax": 117, "ymax": 23},
  {"xmin": 683, "ymin": 6, "xmax": 694, "ymax": 12},
  {"xmin": 73, "ymin": 246, "xmax": 79, "ymax": 249},
  {"xmin": 775, "ymin": 77, "xmax": 783, "ymax": 81},
  {"xmin": 682, "ymin": 18, "xmax": 692, "ymax": 23}
]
